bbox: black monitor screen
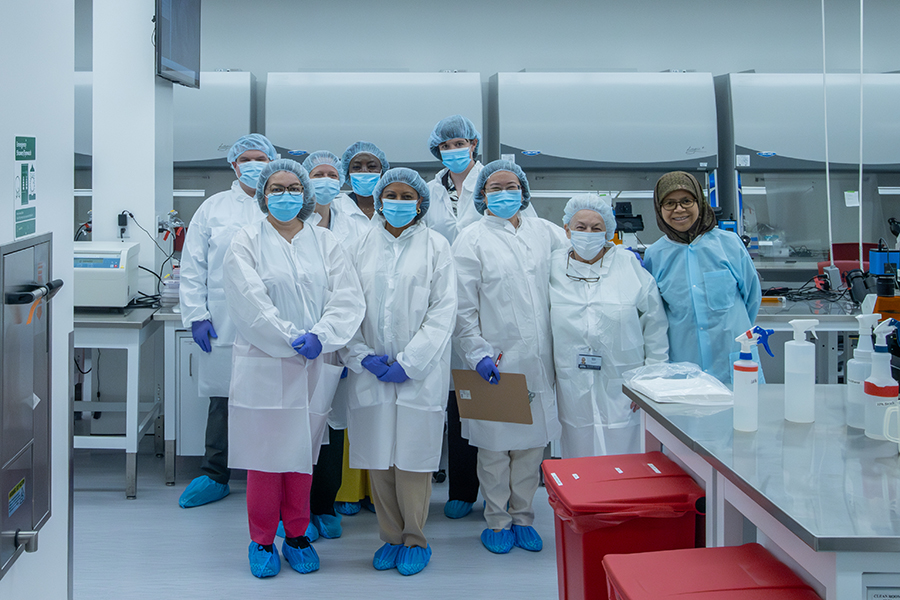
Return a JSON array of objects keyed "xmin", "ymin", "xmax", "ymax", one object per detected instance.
[{"xmin": 156, "ymin": 0, "xmax": 201, "ymax": 89}]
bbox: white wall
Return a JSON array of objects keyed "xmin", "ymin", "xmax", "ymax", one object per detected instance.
[{"xmin": 0, "ymin": 1, "xmax": 74, "ymax": 598}]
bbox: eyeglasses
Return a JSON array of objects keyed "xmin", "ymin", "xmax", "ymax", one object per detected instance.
[
  {"xmin": 661, "ymin": 198, "xmax": 696, "ymax": 211},
  {"xmin": 267, "ymin": 185, "xmax": 304, "ymax": 195},
  {"xmin": 485, "ymin": 184, "xmax": 521, "ymax": 193},
  {"xmin": 566, "ymin": 252, "xmax": 602, "ymax": 283}
]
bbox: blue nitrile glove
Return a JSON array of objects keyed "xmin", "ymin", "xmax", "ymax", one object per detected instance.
[
  {"xmin": 191, "ymin": 320, "xmax": 217, "ymax": 353},
  {"xmin": 340, "ymin": 367, "xmax": 348, "ymax": 379},
  {"xmin": 292, "ymin": 332, "xmax": 322, "ymax": 360},
  {"xmin": 476, "ymin": 356, "xmax": 500, "ymax": 385},
  {"xmin": 361, "ymin": 354, "xmax": 390, "ymax": 378},
  {"xmin": 377, "ymin": 362, "xmax": 409, "ymax": 383}
]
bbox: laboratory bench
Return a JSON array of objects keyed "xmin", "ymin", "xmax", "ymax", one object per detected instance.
[
  {"xmin": 73, "ymin": 307, "xmax": 163, "ymax": 498},
  {"xmin": 625, "ymin": 382, "xmax": 900, "ymax": 600}
]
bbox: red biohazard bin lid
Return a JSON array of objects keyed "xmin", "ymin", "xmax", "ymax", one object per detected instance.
[
  {"xmin": 542, "ymin": 452, "xmax": 705, "ymax": 533},
  {"xmin": 603, "ymin": 543, "xmax": 821, "ymax": 599}
]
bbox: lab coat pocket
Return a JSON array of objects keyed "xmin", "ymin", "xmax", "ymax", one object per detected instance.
[
  {"xmin": 556, "ymin": 365, "xmax": 594, "ymax": 427},
  {"xmin": 703, "ymin": 269, "xmax": 737, "ymax": 311},
  {"xmin": 309, "ymin": 362, "xmax": 343, "ymax": 417},
  {"xmin": 230, "ymin": 356, "xmax": 283, "ymax": 409}
]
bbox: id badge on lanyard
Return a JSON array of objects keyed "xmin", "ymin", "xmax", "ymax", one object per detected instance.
[{"xmin": 577, "ymin": 353, "xmax": 602, "ymax": 370}]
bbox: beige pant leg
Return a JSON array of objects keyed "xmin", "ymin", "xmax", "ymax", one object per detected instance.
[
  {"xmin": 394, "ymin": 469, "xmax": 432, "ymax": 548},
  {"xmin": 368, "ymin": 468, "xmax": 402, "ymax": 545},
  {"xmin": 508, "ymin": 447, "xmax": 544, "ymax": 527},
  {"xmin": 477, "ymin": 448, "xmax": 512, "ymax": 531},
  {"xmin": 369, "ymin": 467, "xmax": 432, "ymax": 548}
]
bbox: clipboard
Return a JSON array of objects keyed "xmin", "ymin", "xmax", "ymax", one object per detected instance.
[{"xmin": 452, "ymin": 370, "xmax": 533, "ymax": 425}]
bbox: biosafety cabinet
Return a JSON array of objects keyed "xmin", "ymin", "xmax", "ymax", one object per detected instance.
[
  {"xmin": 0, "ymin": 233, "xmax": 59, "ymax": 580},
  {"xmin": 715, "ymin": 73, "xmax": 900, "ymax": 262},
  {"xmin": 265, "ymin": 72, "xmax": 483, "ymax": 168},
  {"xmin": 489, "ymin": 72, "xmax": 719, "ymax": 242}
]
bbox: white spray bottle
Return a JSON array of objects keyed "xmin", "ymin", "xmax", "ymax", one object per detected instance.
[
  {"xmin": 733, "ymin": 326, "xmax": 775, "ymax": 432},
  {"xmin": 846, "ymin": 313, "xmax": 881, "ymax": 429},
  {"xmin": 865, "ymin": 318, "xmax": 899, "ymax": 440},
  {"xmin": 784, "ymin": 319, "xmax": 819, "ymax": 423}
]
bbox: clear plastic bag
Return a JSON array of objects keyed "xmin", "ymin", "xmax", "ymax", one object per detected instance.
[{"xmin": 623, "ymin": 362, "xmax": 733, "ymax": 405}]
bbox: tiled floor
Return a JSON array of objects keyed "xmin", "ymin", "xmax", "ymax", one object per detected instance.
[{"xmin": 73, "ymin": 440, "xmax": 559, "ymax": 599}]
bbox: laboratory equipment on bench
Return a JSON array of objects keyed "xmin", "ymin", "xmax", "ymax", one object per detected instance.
[
  {"xmin": 873, "ymin": 276, "xmax": 900, "ymax": 321},
  {"xmin": 846, "ymin": 314, "xmax": 882, "ymax": 429},
  {"xmin": 784, "ymin": 319, "xmax": 818, "ymax": 424},
  {"xmin": 733, "ymin": 326, "xmax": 774, "ymax": 432},
  {"xmin": 864, "ymin": 318, "xmax": 899, "ymax": 440},
  {"xmin": 0, "ymin": 233, "xmax": 59, "ymax": 580},
  {"xmin": 73, "ymin": 241, "xmax": 139, "ymax": 308}
]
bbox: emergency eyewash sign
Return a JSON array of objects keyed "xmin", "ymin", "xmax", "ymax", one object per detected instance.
[{"xmin": 14, "ymin": 136, "xmax": 37, "ymax": 238}]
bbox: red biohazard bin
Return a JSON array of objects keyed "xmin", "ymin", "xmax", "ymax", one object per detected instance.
[
  {"xmin": 542, "ymin": 452, "xmax": 705, "ymax": 600},
  {"xmin": 603, "ymin": 543, "xmax": 821, "ymax": 599}
]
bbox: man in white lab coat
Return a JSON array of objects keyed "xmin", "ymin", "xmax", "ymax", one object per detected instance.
[{"xmin": 177, "ymin": 134, "xmax": 275, "ymax": 508}]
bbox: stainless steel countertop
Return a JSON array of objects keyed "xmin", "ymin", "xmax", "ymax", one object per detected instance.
[
  {"xmin": 625, "ymin": 383, "xmax": 900, "ymax": 552},
  {"xmin": 73, "ymin": 307, "xmax": 158, "ymax": 329}
]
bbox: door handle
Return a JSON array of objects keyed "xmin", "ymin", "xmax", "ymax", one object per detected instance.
[{"xmin": 189, "ymin": 353, "xmax": 193, "ymax": 377}]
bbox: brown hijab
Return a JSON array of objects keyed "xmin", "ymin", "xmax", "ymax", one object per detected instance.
[{"xmin": 653, "ymin": 171, "xmax": 717, "ymax": 244}]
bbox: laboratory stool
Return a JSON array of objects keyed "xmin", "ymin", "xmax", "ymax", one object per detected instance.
[{"xmin": 603, "ymin": 543, "xmax": 821, "ymax": 600}]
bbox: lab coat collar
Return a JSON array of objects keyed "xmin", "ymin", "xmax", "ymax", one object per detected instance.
[
  {"xmin": 230, "ymin": 179, "xmax": 256, "ymax": 200},
  {"xmin": 434, "ymin": 160, "xmax": 482, "ymax": 193},
  {"xmin": 375, "ymin": 216, "xmax": 424, "ymax": 243},
  {"xmin": 482, "ymin": 213, "xmax": 521, "ymax": 233}
]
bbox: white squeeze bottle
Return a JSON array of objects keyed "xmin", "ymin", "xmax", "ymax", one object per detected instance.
[
  {"xmin": 784, "ymin": 319, "xmax": 818, "ymax": 423},
  {"xmin": 865, "ymin": 318, "xmax": 899, "ymax": 440},
  {"xmin": 846, "ymin": 313, "xmax": 881, "ymax": 429},
  {"xmin": 733, "ymin": 326, "xmax": 774, "ymax": 432}
]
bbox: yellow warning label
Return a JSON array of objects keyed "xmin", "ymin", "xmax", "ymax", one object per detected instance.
[{"xmin": 8, "ymin": 478, "xmax": 25, "ymax": 518}]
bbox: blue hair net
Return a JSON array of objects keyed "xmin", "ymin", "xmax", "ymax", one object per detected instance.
[
  {"xmin": 428, "ymin": 115, "xmax": 481, "ymax": 160},
  {"xmin": 373, "ymin": 168, "xmax": 431, "ymax": 219},
  {"xmin": 255, "ymin": 159, "xmax": 316, "ymax": 221},
  {"xmin": 340, "ymin": 141, "xmax": 390, "ymax": 183},
  {"xmin": 473, "ymin": 160, "xmax": 532, "ymax": 215},
  {"xmin": 302, "ymin": 151, "xmax": 345, "ymax": 186},
  {"xmin": 563, "ymin": 193, "xmax": 617, "ymax": 241},
  {"xmin": 227, "ymin": 134, "xmax": 277, "ymax": 164}
]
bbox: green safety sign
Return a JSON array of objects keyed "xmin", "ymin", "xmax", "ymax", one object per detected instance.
[{"xmin": 13, "ymin": 136, "xmax": 36, "ymax": 239}]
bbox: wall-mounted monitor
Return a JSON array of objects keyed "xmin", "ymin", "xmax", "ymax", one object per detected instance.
[{"xmin": 155, "ymin": 0, "xmax": 201, "ymax": 89}]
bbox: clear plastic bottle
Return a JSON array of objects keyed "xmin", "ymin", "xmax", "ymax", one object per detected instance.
[
  {"xmin": 733, "ymin": 326, "xmax": 774, "ymax": 432},
  {"xmin": 846, "ymin": 313, "xmax": 880, "ymax": 429},
  {"xmin": 784, "ymin": 319, "xmax": 818, "ymax": 423},
  {"xmin": 865, "ymin": 318, "xmax": 899, "ymax": 440}
]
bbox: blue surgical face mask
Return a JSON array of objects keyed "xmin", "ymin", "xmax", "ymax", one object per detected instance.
[
  {"xmin": 485, "ymin": 190, "xmax": 522, "ymax": 220},
  {"xmin": 350, "ymin": 172, "xmax": 381, "ymax": 197},
  {"xmin": 380, "ymin": 199, "xmax": 419, "ymax": 228},
  {"xmin": 441, "ymin": 147, "xmax": 472, "ymax": 174},
  {"xmin": 569, "ymin": 230, "xmax": 609, "ymax": 261},
  {"xmin": 312, "ymin": 177, "xmax": 341, "ymax": 205},
  {"xmin": 266, "ymin": 192, "xmax": 306, "ymax": 222},
  {"xmin": 236, "ymin": 161, "xmax": 267, "ymax": 189}
]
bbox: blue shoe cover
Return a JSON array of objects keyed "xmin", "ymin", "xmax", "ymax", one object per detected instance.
[
  {"xmin": 480, "ymin": 528, "xmax": 514, "ymax": 554},
  {"xmin": 361, "ymin": 497, "xmax": 377, "ymax": 513},
  {"xmin": 373, "ymin": 543, "xmax": 403, "ymax": 570},
  {"xmin": 179, "ymin": 476, "xmax": 229, "ymax": 508},
  {"xmin": 282, "ymin": 540, "xmax": 319, "ymax": 574},
  {"xmin": 311, "ymin": 513, "xmax": 343, "ymax": 539},
  {"xmin": 397, "ymin": 544, "xmax": 432, "ymax": 576},
  {"xmin": 276, "ymin": 521, "xmax": 318, "ymax": 543},
  {"xmin": 444, "ymin": 499, "xmax": 474, "ymax": 519},
  {"xmin": 334, "ymin": 501, "xmax": 361, "ymax": 515},
  {"xmin": 511, "ymin": 524, "xmax": 543, "ymax": 552},
  {"xmin": 248, "ymin": 543, "xmax": 280, "ymax": 578}
]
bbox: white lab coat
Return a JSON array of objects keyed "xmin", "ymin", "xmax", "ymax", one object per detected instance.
[
  {"xmin": 179, "ymin": 180, "xmax": 265, "ymax": 397},
  {"xmin": 549, "ymin": 245, "xmax": 669, "ymax": 458},
  {"xmin": 452, "ymin": 214, "xmax": 566, "ymax": 452},
  {"xmin": 341, "ymin": 220, "xmax": 457, "ymax": 472},
  {"xmin": 223, "ymin": 220, "xmax": 365, "ymax": 473},
  {"xmin": 425, "ymin": 163, "xmax": 540, "ymax": 246},
  {"xmin": 312, "ymin": 193, "xmax": 373, "ymax": 429}
]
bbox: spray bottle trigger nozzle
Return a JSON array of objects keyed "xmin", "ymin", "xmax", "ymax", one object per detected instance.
[{"xmin": 753, "ymin": 326, "xmax": 775, "ymax": 358}]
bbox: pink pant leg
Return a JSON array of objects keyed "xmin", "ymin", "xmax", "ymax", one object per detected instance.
[
  {"xmin": 281, "ymin": 472, "xmax": 313, "ymax": 539},
  {"xmin": 247, "ymin": 470, "xmax": 282, "ymax": 545}
]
